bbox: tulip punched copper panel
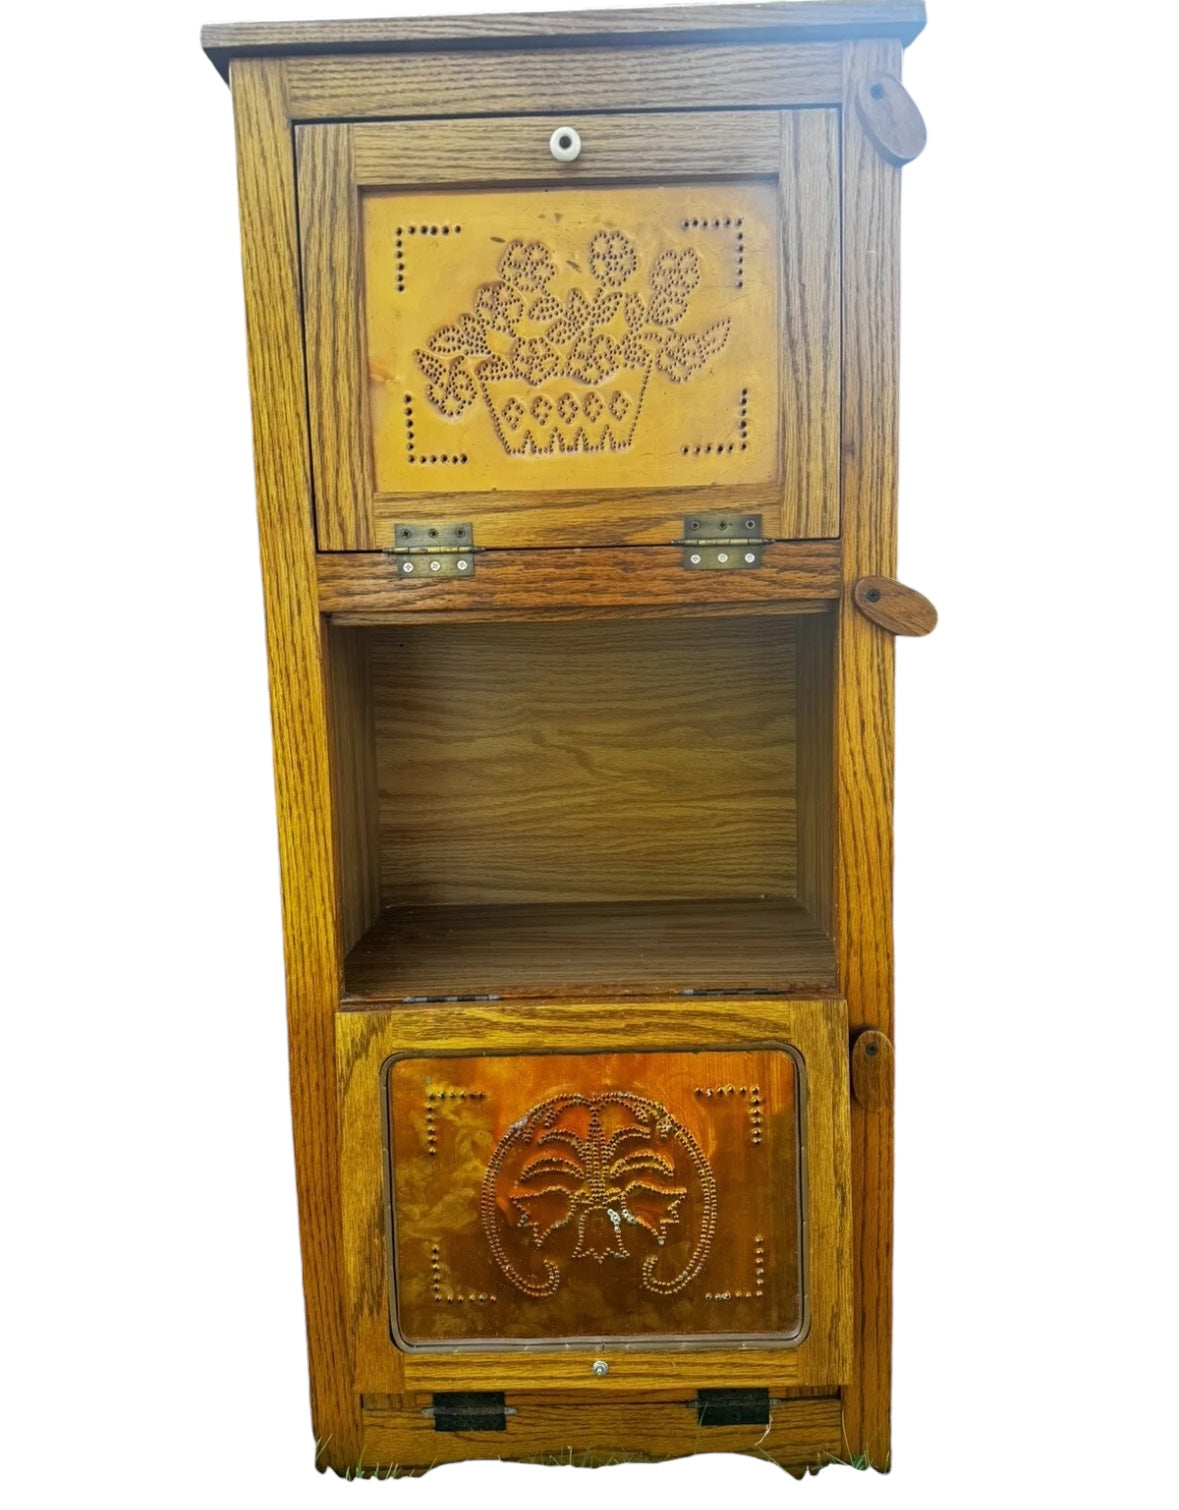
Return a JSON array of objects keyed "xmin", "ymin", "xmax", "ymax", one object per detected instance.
[
  {"xmin": 204, "ymin": 0, "xmax": 934, "ymax": 1481},
  {"xmin": 386, "ymin": 1048, "xmax": 804, "ymax": 1348}
]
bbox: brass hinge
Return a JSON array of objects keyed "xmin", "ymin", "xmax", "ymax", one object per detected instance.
[
  {"xmin": 389, "ymin": 521, "xmax": 476, "ymax": 578},
  {"xmin": 677, "ymin": 512, "xmax": 767, "ymax": 570}
]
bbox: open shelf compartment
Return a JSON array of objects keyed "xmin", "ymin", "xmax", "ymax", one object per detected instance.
[{"xmin": 329, "ymin": 611, "xmax": 836, "ymax": 1003}]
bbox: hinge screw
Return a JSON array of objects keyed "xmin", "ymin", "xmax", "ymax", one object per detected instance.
[
  {"xmin": 689, "ymin": 553, "xmax": 701, "ymax": 565},
  {"xmin": 717, "ymin": 552, "xmax": 729, "ymax": 564},
  {"xmin": 744, "ymin": 552, "xmax": 756, "ymax": 564},
  {"xmin": 592, "ymin": 1360, "xmax": 609, "ymax": 1378}
]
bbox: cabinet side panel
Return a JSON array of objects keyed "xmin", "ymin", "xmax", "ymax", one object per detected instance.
[
  {"xmin": 836, "ymin": 38, "xmax": 903, "ymax": 1471},
  {"xmin": 326, "ymin": 625, "xmax": 382, "ymax": 953},
  {"xmin": 229, "ymin": 57, "xmax": 360, "ymax": 1469},
  {"xmin": 796, "ymin": 612, "xmax": 835, "ymax": 935}
]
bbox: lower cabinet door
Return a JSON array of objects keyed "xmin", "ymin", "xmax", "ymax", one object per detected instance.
[{"xmin": 337, "ymin": 999, "xmax": 852, "ymax": 1393}]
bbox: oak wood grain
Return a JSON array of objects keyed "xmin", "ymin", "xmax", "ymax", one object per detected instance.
[
  {"xmin": 795, "ymin": 612, "xmax": 835, "ymax": 937},
  {"xmin": 317, "ymin": 544, "xmax": 842, "ymax": 618},
  {"xmin": 283, "ymin": 43, "xmax": 844, "ymax": 121},
  {"xmin": 228, "ymin": 57, "xmax": 360, "ymax": 1473},
  {"xmin": 336, "ymin": 997, "xmax": 852, "ymax": 1396},
  {"xmin": 368, "ymin": 617, "xmax": 797, "ymax": 906},
  {"xmin": 350, "ymin": 110, "xmax": 781, "ymax": 185},
  {"xmin": 358, "ymin": 1393, "xmax": 843, "ymax": 1473},
  {"xmin": 780, "ymin": 108, "xmax": 841, "ymax": 538},
  {"xmin": 836, "ymin": 36, "xmax": 905, "ymax": 1472},
  {"xmin": 203, "ymin": 4, "xmax": 927, "ymax": 82},
  {"xmin": 325, "ymin": 625, "xmax": 381, "ymax": 955},
  {"xmin": 853, "ymin": 574, "xmax": 938, "ymax": 635},
  {"xmin": 342, "ymin": 898, "xmax": 838, "ymax": 1003},
  {"xmin": 296, "ymin": 125, "xmax": 374, "ymax": 551}
]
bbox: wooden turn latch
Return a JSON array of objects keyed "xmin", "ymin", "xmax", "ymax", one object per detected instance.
[
  {"xmin": 855, "ymin": 72, "xmax": 927, "ymax": 166},
  {"xmin": 853, "ymin": 576, "xmax": 938, "ymax": 636},
  {"xmin": 851, "ymin": 1030, "xmax": 895, "ymax": 1112}
]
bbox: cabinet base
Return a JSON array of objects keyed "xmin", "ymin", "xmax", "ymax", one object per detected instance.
[{"xmin": 339, "ymin": 1393, "xmax": 845, "ymax": 1477}]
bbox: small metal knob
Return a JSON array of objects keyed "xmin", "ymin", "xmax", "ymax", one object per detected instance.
[
  {"xmin": 591, "ymin": 1359, "xmax": 609, "ymax": 1378},
  {"xmin": 550, "ymin": 126, "xmax": 582, "ymax": 163}
]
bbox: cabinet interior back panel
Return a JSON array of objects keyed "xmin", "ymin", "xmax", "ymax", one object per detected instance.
[{"xmin": 371, "ymin": 617, "xmax": 797, "ymax": 905}]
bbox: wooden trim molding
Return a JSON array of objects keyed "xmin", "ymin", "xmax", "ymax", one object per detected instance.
[{"xmin": 203, "ymin": 3, "xmax": 927, "ymax": 81}]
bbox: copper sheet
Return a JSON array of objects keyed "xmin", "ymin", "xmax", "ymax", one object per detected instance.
[
  {"xmin": 363, "ymin": 184, "xmax": 781, "ymax": 497},
  {"xmin": 385, "ymin": 1047, "xmax": 804, "ymax": 1348}
]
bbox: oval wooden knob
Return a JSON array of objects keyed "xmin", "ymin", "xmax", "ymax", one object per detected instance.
[
  {"xmin": 851, "ymin": 1030, "xmax": 894, "ymax": 1111},
  {"xmin": 853, "ymin": 576, "xmax": 937, "ymax": 637},
  {"xmin": 856, "ymin": 72, "xmax": 927, "ymax": 166},
  {"xmin": 549, "ymin": 125, "xmax": 582, "ymax": 163}
]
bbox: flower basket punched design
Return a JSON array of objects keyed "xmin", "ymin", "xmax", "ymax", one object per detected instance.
[
  {"xmin": 415, "ymin": 232, "xmax": 731, "ymax": 457},
  {"xmin": 363, "ymin": 184, "xmax": 781, "ymax": 498}
]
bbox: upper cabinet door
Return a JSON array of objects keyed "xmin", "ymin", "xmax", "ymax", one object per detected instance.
[{"xmin": 297, "ymin": 111, "xmax": 839, "ymax": 551}]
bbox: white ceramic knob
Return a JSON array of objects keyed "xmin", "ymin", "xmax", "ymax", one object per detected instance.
[{"xmin": 549, "ymin": 125, "xmax": 582, "ymax": 163}]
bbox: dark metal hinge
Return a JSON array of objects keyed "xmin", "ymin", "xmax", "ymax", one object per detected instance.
[
  {"xmin": 694, "ymin": 1387, "xmax": 771, "ymax": 1427},
  {"xmin": 424, "ymin": 1391, "xmax": 513, "ymax": 1432}
]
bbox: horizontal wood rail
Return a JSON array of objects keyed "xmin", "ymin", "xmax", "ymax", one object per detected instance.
[{"xmin": 319, "ymin": 542, "xmax": 842, "ymax": 621}]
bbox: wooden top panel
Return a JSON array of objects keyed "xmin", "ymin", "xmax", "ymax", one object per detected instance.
[{"xmin": 202, "ymin": 3, "xmax": 927, "ymax": 80}]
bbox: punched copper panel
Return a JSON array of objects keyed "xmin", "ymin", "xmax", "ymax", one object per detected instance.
[
  {"xmin": 364, "ymin": 184, "xmax": 780, "ymax": 495},
  {"xmin": 385, "ymin": 1048, "xmax": 804, "ymax": 1349}
]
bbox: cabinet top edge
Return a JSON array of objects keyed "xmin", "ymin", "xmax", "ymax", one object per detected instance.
[{"xmin": 201, "ymin": 2, "xmax": 926, "ymax": 82}]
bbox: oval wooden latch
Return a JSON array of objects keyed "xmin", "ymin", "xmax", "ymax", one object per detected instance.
[
  {"xmin": 853, "ymin": 576, "xmax": 938, "ymax": 637},
  {"xmin": 856, "ymin": 72, "xmax": 927, "ymax": 166},
  {"xmin": 851, "ymin": 1030, "xmax": 894, "ymax": 1111}
]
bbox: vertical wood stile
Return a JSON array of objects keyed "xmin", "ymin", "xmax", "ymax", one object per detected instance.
[
  {"xmin": 779, "ymin": 108, "xmax": 842, "ymax": 538},
  {"xmin": 229, "ymin": 58, "xmax": 360, "ymax": 1470},
  {"xmin": 836, "ymin": 36, "xmax": 904, "ymax": 1472},
  {"xmin": 296, "ymin": 123, "xmax": 375, "ymax": 551}
]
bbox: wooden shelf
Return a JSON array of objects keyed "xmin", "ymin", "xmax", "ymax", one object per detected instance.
[{"xmin": 341, "ymin": 898, "xmax": 837, "ymax": 1005}]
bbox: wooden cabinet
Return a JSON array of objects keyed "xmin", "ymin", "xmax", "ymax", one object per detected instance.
[{"xmin": 204, "ymin": 0, "xmax": 932, "ymax": 1480}]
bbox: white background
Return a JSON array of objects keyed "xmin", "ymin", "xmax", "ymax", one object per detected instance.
[{"xmin": 3, "ymin": 1, "xmax": 1176, "ymax": 1505}]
